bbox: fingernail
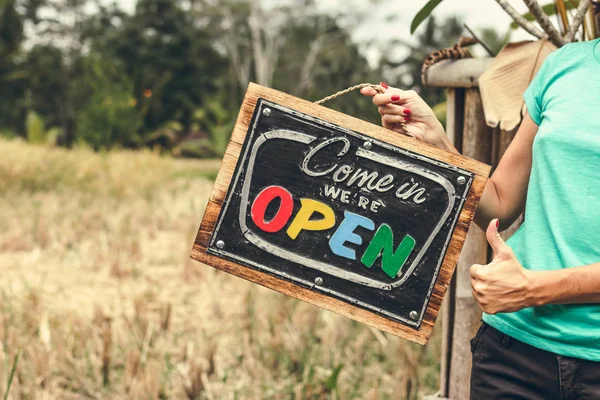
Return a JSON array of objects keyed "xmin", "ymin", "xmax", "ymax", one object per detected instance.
[
  {"xmin": 496, "ymin": 219, "xmax": 499, "ymax": 228},
  {"xmin": 391, "ymin": 95, "xmax": 400, "ymax": 101},
  {"xmin": 405, "ymin": 108, "xmax": 411, "ymax": 115},
  {"xmin": 380, "ymin": 81, "xmax": 389, "ymax": 89}
]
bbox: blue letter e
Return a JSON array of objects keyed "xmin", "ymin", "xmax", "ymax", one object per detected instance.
[{"xmin": 328, "ymin": 211, "xmax": 375, "ymax": 260}]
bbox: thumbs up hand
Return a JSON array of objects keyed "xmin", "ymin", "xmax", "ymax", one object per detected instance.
[{"xmin": 469, "ymin": 219, "xmax": 537, "ymax": 314}]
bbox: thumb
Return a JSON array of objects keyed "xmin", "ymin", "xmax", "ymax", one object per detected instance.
[
  {"xmin": 360, "ymin": 87, "xmax": 378, "ymax": 97},
  {"xmin": 486, "ymin": 218, "xmax": 511, "ymax": 259}
]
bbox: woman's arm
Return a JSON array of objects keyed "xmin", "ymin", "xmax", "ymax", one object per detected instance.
[
  {"xmin": 474, "ymin": 113, "xmax": 538, "ymax": 231},
  {"xmin": 470, "ymin": 219, "xmax": 600, "ymax": 314},
  {"xmin": 532, "ymin": 263, "xmax": 600, "ymax": 305},
  {"xmin": 361, "ymin": 86, "xmax": 538, "ymax": 231}
]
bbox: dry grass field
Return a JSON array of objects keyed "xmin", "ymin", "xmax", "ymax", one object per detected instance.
[{"xmin": 0, "ymin": 138, "xmax": 441, "ymax": 399}]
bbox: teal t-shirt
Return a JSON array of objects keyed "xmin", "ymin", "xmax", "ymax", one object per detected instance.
[{"xmin": 483, "ymin": 38, "xmax": 600, "ymax": 361}]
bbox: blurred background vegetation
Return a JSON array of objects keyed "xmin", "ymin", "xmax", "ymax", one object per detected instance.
[
  {"xmin": 0, "ymin": 1, "xmax": 516, "ymax": 398},
  {"xmin": 0, "ymin": 0, "xmax": 494, "ymax": 157}
]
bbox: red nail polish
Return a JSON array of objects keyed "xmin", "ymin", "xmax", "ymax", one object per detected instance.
[
  {"xmin": 496, "ymin": 219, "xmax": 499, "ymax": 228},
  {"xmin": 391, "ymin": 95, "xmax": 400, "ymax": 101},
  {"xmin": 380, "ymin": 81, "xmax": 389, "ymax": 89},
  {"xmin": 405, "ymin": 108, "xmax": 411, "ymax": 115}
]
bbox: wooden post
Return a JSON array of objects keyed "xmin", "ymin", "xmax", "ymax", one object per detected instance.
[
  {"xmin": 426, "ymin": 58, "xmax": 528, "ymax": 399},
  {"xmin": 438, "ymin": 87, "xmax": 464, "ymax": 398},
  {"xmin": 448, "ymin": 89, "xmax": 492, "ymax": 400}
]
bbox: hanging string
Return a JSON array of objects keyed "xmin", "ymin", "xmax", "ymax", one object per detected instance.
[
  {"xmin": 313, "ymin": 83, "xmax": 384, "ymax": 105},
  {"xmin": 314, "ymin": 83, "xmax": 410, "ymax": 136}
]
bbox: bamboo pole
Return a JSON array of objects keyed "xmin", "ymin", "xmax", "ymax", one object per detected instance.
[
  {"xmin": 494, "ymin": 0, "xmax": 545, "ymax": 39},
  {"xmin": 523, "ymin": 0, "xmax": 566, "ymax": 46}
]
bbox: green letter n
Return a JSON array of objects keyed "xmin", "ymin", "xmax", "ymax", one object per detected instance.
[{"xmin": 361, "ymin": 224, "xmax": 415, "ymax": 279}]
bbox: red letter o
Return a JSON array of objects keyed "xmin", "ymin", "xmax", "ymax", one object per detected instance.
[{"xmin": 251, "ymin": 186, "xmax": 294, "ymax": 233}]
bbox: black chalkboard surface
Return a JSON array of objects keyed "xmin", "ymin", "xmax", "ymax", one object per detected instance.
[{"xmin": 192, "ymin": 84, "xmax": 490, "ymax": 344}]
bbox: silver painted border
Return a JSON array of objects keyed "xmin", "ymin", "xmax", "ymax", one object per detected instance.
[{"xmin": 235, "ymin": 131, "xmax": 458, "ymax": 291}]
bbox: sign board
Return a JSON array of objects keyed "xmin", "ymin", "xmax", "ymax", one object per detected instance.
[{"xmin": 191, "ymin": 83, "xmax": 490, "ymax": 344}]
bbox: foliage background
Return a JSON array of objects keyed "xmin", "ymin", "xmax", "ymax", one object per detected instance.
[{"xmin": 0, "ymin": 0, "xmax": 488, "ymax": 155}]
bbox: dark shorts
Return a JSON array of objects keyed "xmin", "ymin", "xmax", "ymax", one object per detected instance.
[{"xmin": 470, "ymin": 321, "xmax": 600, "ymax": 400}]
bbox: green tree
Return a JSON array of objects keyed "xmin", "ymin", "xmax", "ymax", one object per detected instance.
[
  {"xmin": 37, "ymin": 0, "xmax": 88, "ymax": 144},
  {"xmin": 0, "ymin": 0, "xmax": 44, "ymax": 135},
  {"xmin": 73, "ymin": 53, "xmax": 143, "ymax": 149},
  {"xmin": 104, "ymin": 0, "xmax": 228, "ymax": 135},
  {"xmin": 24, "ymin": 45, "xmax": 66, "ymax": 130}
]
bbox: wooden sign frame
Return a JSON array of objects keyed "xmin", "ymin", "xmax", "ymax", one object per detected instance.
[{"xmin": 191, "ymin": 83, "xmax": 490, "ymax": 344}]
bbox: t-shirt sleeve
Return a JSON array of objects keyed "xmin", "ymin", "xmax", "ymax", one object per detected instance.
[{"xmin": 523, "ymin": 55, "xmax": 552, "ymax": 125}]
